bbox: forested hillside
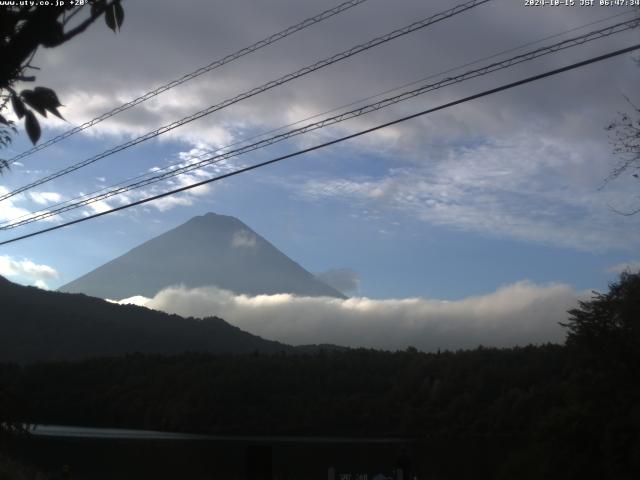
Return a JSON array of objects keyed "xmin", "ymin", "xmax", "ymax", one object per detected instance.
[
  {"xmin": 0, "ymin": 342, "xmax": 637, "ymax": 479},
  {"xmin": 1, "ymin": 273, "xmax": 638, "ymax": 479},
  {"xmin": 0, "ymin": 275, "xmax": 291, "ymax": 363}
]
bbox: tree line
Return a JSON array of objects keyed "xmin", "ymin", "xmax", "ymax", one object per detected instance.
[{"xmin": 1, "ymin": 274, "xmax": 638, "ymax": 479}]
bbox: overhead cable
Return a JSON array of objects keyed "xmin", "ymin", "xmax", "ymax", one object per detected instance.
[
  {"xmin": 1, "ymin": 42, "xmax": 638, "ymax": 246},
  {"xmin": 0, "ymin": 0, "xmax": 492, "ymax": 202},
  {"xmin": 5, "ymin": 8, "xmax": 634, "ymax": 229},
  {"xmin": 6, "ymin": 0, "xmax": 371, "ymax": 164},
  {"xmin": 3, "ymin": 17, "xmax": 637, "ymax": 229}
]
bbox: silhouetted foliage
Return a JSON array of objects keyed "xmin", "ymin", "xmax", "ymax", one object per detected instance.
[
  {"xmin": 0, "ymin": 0, "xmax": 124, "ymax": 166},
  {"xmin": 0, "ymin": 273, "xmax": 290, "ymax": 470},
  {"xmin": 563, "ymin": 272, "xmax": 640, "ymax": 370},
  {"xmin": 2, "ymin": 347, "xmax": 566, "ymax": 434},
  {"xmin": 0, "ymin": 452, "xmax": 46, "ymax": 480},
  {"xmin": 1, "ymin": 275, "xmax": 639, "ymax": 478},
  {"xmin": 606, "ymin": 100, "xmax": 640, "ymax": 214},
  {"xmin": 0, "ymin": 343, "xmax": 636, "ymax": 479},
  {"xmin": 604, "ymin": 7, "xmax": 640, "ymax": 213},
  {"xmin": 0, "ymin": 276, "xmax": 292, "ymax": 364}
]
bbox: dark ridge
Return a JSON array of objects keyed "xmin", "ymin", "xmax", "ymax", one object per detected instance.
[{"xmin": 0, "ymin": 276, "xmax": 294, "ymax": 364}]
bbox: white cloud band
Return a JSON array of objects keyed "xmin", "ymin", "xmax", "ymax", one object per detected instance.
[{"xmin": 118, "ymin": 281, "xmax": 580, "ymax": 351}]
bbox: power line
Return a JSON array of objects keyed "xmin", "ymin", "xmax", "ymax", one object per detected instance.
[
  {"xmin": 0, "ymin": 12, "xmax": 635, "ymax": 230},
  {"xmin": 1, "ymin": 43, "xmax": 638, "ymax": 247},
  {"xmin": 4, "ymin": 9, "xmax": 635, "ymax": 229},
  {"xmin": 6, "ymin": 0, "xmax": 371, "ymax": 164},
  {"xmin": 0, "ymin": 0, "xmax": 492, "ymax": 203},
  {"xmin": 196, "ymin": 9, "xmax": 638, "ymax": 156},
  {"xmin": 3, "ymin": 17, "xmax": 637, "ymax": 230}
]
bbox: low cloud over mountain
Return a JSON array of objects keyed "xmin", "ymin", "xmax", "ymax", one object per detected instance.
[{"xmin": 119, "ymin": 280, "xmax": 582, "ymax": 351}]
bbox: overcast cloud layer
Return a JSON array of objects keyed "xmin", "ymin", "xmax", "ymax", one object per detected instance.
[
  {"xmin": 0, "ymin": 0, "xmax": 635, "ymax": 253},
  {"xmin": 117, "ymin": 281, "xmax": 581, "ymax": 351}
]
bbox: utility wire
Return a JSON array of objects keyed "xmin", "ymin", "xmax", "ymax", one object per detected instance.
[
  {"xmin": 193, "ymin": 9, "xmax": 638, "ymax": 157},
  {"xmin": 4, "ymin": 9, "xmax": 635, "ymax": 229},
  {"xmin": 0, "ymin": 0, "xmax": 491, "ymax": 203},
  {"xmin": 1, "ymin": 43, "xmax": 638, "ymax": 247},
  {"xmin": 6, "ymin": 0, "xmax": 371, "ymax": 164},
  {"xmin": 3, "ymin": 17, "xmax": 636, "ymax": 230}
]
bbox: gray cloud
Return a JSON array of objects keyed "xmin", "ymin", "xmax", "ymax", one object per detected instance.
[
  {"xmin": 31, "ymin": 0, "xmax": 639, "ymax": 149},
  {"xmin": 16, "ymin": 0, "xmax": 640, "ymax": 247},
  {"xmin": 118, "ymin": 281, "xmax": 581, "ymax": 351},
  {"xmin": 290, "ymin": 133, "xmax": 640, "ymax": 251}
]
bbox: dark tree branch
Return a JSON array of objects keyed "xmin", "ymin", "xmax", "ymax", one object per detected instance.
[
  {"xmin": 0, "ymin": 1, "xmax": 124, "ymax": 156},
  {"xmin": 61, "ymin": 6, "xmax": 85, "ymax": 27},
  {"xmin": 58, "ymin": 1, "xmax": 117, "ymax": 45}
]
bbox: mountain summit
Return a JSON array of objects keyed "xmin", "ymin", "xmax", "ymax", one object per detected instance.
[{"xmin": 59, "ymin": 212, "xmax": 345, "ymax": 300}]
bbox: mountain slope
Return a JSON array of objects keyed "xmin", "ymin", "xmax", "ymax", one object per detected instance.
[
  {"xmin": 0, "ymin": 275, "xmax": 291, "ymax": 363},
  {"xmin": 59, "ymin": 212, "xmax": 345, "ymax": 300}
]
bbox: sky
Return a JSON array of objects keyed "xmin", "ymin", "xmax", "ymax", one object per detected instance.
[{"xmin": 1, "ymin": 0, "xmax": 639, "ymax": 349}]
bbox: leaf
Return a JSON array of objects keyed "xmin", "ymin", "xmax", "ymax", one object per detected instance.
[
  {"xmin": 24, "ymin": 110, "xmax": 41, "ymax": 145},
  {"xmin": 21, "ymin": 87, "xmax": 65, "ymax": 120},
  {"xmin": 114, "ymin": 0, "xmax": 124, "ymax": 29},
  {"xmin": 0, "ymin": 114, "xmax": 8, "ymax": 126},
  {"xmin": 11, "ymin": 94, "xmax": 26, "ymax": 119},
  {"xmin": 34, "ymin": 86, "xmax": 62, "ymax": 108},
  {"xmin": 48, "ymin": 106, "xmax": 64, "ymax": 120},
  {"xmin": 21, "ymin": 90, "xmax": 47, "ymax": 117},
  {"xmin": 33, "ymin": 86, "xmax": 64, "ymax": 119},
  {"xmin": 39, "ymin": 20, "xmax": 64, "ymax": 47},
  {"xmin": 105, "ymin": 4, "xmax": 117, "ymax": 32}
]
